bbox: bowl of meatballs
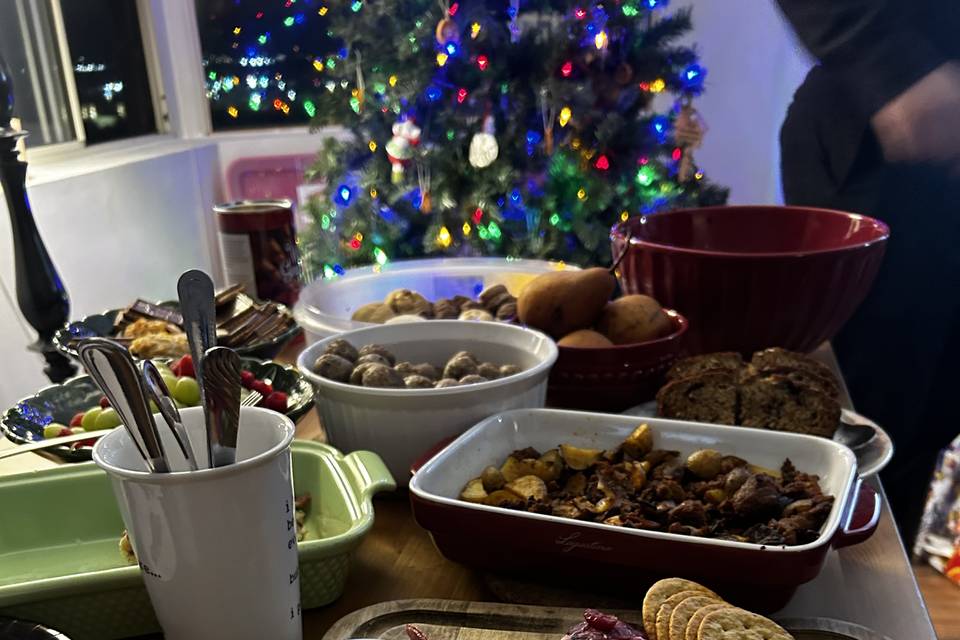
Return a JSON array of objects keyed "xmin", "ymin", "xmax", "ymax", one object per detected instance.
[{"xmin": 297, "ymin": 320, "xmax": 558, "ymax": 482}]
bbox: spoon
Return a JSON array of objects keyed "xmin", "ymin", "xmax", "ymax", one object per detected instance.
[
  {"xmin": 177, "ymin": 269, "xmax": 217, "ymax": 467},
  {"xmin": 202, "ymin": 346, "xmax": 243, "ymax": 467},
  {"xmin": 835, "ymin": 411, "xmax": 878, "ymax": 451},
  {"xmin": 77, "ymin": 338, "xmax": 168, "ymax": 473},
  {"xmin": 141, "ymin": 360, "xmax": 198, "ymax": 471}
]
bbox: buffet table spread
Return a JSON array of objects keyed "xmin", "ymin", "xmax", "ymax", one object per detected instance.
[{"xmin": 0, "ymin": 341, "xmax": 939, "ymax": 640}]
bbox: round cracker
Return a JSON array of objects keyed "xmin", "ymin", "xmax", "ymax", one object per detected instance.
[
  {"xmin": 656, "ymin": 591, "xmax": 716, "ymax": 640},
  {"xmin": 685, "ymin": 604, "xmax": 729, "ymax": 640},
  {"xmin": 669, "ymin": 596, "xmax": 722, "ymax": 640},
  {"xmin": 643, "ymin": 578, "xmax": 719, "ymax": 640},
  {"xmin": 696, "ymin": 607, "xmax": 793, "ymax": 640}
]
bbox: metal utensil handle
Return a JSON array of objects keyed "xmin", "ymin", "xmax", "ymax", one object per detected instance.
[
  {"xmin": 141, "ymin": 360, "xmax": 197, "ymax": 471},
  {"xmin": 177, "ymin": 269, "xmax": 217, "ymax": 466},
  {"xmin": 77, "ymin": 338, "xmax": 168, "ymax": 473},
  {"xmin": 203, "ymin": 346, "xmax": 243, "ymax": 466},
  {"xmin": 0, "ymin": 429, "xmax": 111, "ymax": 460}
]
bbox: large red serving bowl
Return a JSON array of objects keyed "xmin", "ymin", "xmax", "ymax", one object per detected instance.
[{"xmin": 611, "ymin": 206, "xmax": 889, "ymax": 355}]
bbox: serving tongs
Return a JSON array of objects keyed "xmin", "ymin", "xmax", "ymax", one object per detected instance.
[{"xmin": 78, "ymin": 338, "xmax": 169, "ymax": 473}]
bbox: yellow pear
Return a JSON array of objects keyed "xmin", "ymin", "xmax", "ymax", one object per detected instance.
[
  {"xmin": 517, "ymin": 267, "xmax": 616, "ymax": 338},
  {"xmin": 597, "ymin": 294, "xmax": 671, "ymax": 344}
]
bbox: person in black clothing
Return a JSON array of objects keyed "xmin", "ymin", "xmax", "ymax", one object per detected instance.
[{"xmin": 776, "ymin": 2, "xmax": 960, "ymax": 544}]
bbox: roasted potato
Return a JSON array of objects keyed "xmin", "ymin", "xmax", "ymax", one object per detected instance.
[
  {"xmin": 460, "ymin": 478, "xmax": 488, "ymax": 503},
  {"xmin": 505, "ymin": 475, "xmax": 548, "ymax": 501},
  {"xmin": 552, "ymin": 503, "xmax": 582, "ymax": 519},
  {"xmin": 500, "ymin": 455, "xmax": 538, "ymax": 482},
  {"xmin": 532, "ymin": 449, "xmax": 564, "ymax": 481},
  {"xmin": 623, "ymin": 423, "xmax": 654, "ymax": 458},
  {"xmin": 629, "ymin": 461, "xmax": 647, "ymax": 490},
  {"xmin": 749, "ymin": 463, "xmax": 782, "ymax": 479},
  {"xmin": 560, "ymin": 444, "xmax": 603, "ymax": 470},
  {"xmin": 484, "ymin": 489, "xmax": 525, "ymax": 507},
  {"xmin": 480, "ymin": 466, "xmax": 506, "ymax": 492},
  {"xmin": 704, "ymin": 488, "xmax": 726, "ymax": 504},
  {"xmin": 686, "ymin": 449, "xmax": 724, "ymax": 479},
  {"xmin": 564, "ymin": 473, "xmax": 587, "ymax": 495}
]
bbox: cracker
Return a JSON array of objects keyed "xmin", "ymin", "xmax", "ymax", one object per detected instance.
[
  {"xmin": 656, "ymin": 591, "xmax": 715, "ymax": 640},
  {"xmin": 643, "ymin": 578, "xmax": 718, "ymax": 640},
  {"xmin": 697, "ymin": 607, "xmax": 793, "ymax": 640},
  {"xmin": 669, "ymin": 596, "xmax": 722, "ymax": 640},
  {"xmin": 685, "ymin": 604, "xmax": 729, "ymax": 640}
]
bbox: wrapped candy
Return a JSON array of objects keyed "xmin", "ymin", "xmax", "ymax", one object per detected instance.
[
  {"xmin": 385, "ymin": 119, "xmax": 421, "ymax": 184},
  {"xmin": 914, "ymin": 433, "xmax": 960, "ymax": 584}
]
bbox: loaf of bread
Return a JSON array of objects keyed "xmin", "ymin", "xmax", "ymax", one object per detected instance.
[{"xmin": 656, "ymin": 348, "xmax": 842, "ymax": 438}]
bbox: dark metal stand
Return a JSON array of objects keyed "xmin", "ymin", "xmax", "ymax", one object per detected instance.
[{"xmin": 0, "ymin": 55, "xmax": 76, "ymax": 382}]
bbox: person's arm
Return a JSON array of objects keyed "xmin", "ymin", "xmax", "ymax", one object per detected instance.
[{"xmin": 777, "ymin": 1, "xmax": 960, "ymax": 165}]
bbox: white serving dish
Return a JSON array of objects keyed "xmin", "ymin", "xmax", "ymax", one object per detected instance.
[
  {"xmin": 293, "ymin": 257, "xmax": 576, "ymax": 343},
  {"xmin": 297, "ymin": 321, "xmax": 558, "ymax": 483}
]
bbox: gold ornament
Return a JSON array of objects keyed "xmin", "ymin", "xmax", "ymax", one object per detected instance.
[
  {"xmin": 436, "ymin": 16, "xmax": 459, "ymax": 44},
  {"xmin": 674, "ymin": 102, "xmax": 706, "ymax": 182}
]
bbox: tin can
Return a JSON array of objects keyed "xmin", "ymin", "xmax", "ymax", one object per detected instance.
[{"xmin": 214, "ymin": 199, "xmax": 301, "ymax": 306}]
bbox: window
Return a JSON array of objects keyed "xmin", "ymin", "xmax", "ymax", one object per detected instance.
[
  {"xmin": 0, "ymin": 0, "xmax": 160, "ymax": 148},
  {"xmin": 195, "ymin": 0, "xmax": 338, "ymax": 130}
]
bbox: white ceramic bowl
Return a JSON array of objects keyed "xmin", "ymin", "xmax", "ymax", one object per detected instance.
[
  {"xmin": 297, "ymin": 321, "xmax": 559, "ymax": 482},
  {"xmin": 293, "ymin": 257, "xmax": 577, "ymax": 342}
]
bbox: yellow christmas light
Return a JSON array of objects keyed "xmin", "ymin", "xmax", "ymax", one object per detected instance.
[
  {"xmin": 620, "ymin": 210, "xmax": 629, "ymax": 222},
  {"xmin": 318, "ymin": 6, "xmax": 328, "ymax": 15},
  {"xmin": 577, "ymin": 188, "xmax": 586, "ymax": 200},
  {"xmin": 227, "ymin": 106, "xmax": 239, "ymax": 118},
  {"xmin": 559, "ymin": 106, "xmax": 572, "ymax": 127},
  {"xmin": 650, "ymin": 78, "xmax": 666, "ymax": 93},
  {"xmin": 437, "ymin": 226, "xmax": 452, "ymax": 248},
  {"xmin": 462, "ymin": 221, "xmax": 472, "ymax": 235},
  {"xmin": 571, "ymin": 138, "xmax": 581, "ymax": 149},
  {"xmin": 595, "ymin": 30, "xmax": 608, "ymax": 49},
  {"xmin": 370, "ymin": 188, "xmax": 378, "ymax": 198},
  {"xmin": 368, "ymin": 140, "xmax": 377, "ymax": 152},
  {"xmin": 471, "ymin": 22, "xmax": 481, "ymax": 38},
  {"xmin": 354, "ymin": 232, "xmax": 364, "ymax": 241},
  {"xmin": 313, "ymin": 60, "xmax": 324, "ymax": 71},
  {"xmin": 555, "ymin": 260, "xmax": 566, "ymax": 270},
  {"xmin": 583, "ymin": 149, "xmax": 596, "ymax": 160},
  {"xmin": 695, "ymin": 171, "xmax": 704, "ymax": 180},
  {"xmin": 233, "ymin": 27, "xmax": 241, "ymax": 35},
  {"xmin": 388, "ymin": 75, "xmax": 398, "ymax": 86},
  {"xmin": 436, "ymin": 52, "xmax": 449, "ymax": 67}
]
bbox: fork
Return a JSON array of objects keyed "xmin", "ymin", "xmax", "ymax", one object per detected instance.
[{"xmin": 241, "ymin": 390, "xmax": 263, "ymax": 408}]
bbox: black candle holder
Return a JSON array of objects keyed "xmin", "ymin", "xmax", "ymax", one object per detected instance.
[{"xmin": 0, "ymin": 54, "xmax": 77, "ymax": 383}]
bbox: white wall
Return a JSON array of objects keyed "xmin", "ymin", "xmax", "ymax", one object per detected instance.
[{"xmin": 675, "ymin": 0, "xmax": 812, "ymax": 204}]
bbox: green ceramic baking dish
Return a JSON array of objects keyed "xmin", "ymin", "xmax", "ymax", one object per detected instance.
[{"xmin": 0, "ymin": 441, "xmax": 395, "ymax": 640}]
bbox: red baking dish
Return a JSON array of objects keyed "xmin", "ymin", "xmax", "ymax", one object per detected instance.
[
  {"xmin": 409, "ymin": 409, "xmax": 880, "ymax": 612},
  {"xmin": 546, "ymin": 309, "xmax": 688, "ymax": 412},
  {"xmin": 610, "ymin": 206, "xmax": 889, "ymax": 355}
]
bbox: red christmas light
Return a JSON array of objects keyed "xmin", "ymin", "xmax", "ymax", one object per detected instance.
[
  {"xmin": 473, "ymin": 207, "xmax": 483, "ymax": 223},
  {"xmin": 457, "ymin": 88, "xmax": 468, "ymax": 103},
  {"xmin": 574, "ymin": 7, "xmax": 587, "ymax": 19},
  {"xmin": 349, "ymin": 238, "xmax": 361, "ymax": 250},
  {"xmin": 638, "ymin": 156, "xmax": 649, "ymax": 165},
  {"xmin": 595, "ymin": 155, "xmax": 610, "ymax": 170},
  {"xmin": 638, "ymin": 82, "xmax": 650, "ymax": 91},
  {"xmin": 273, "ymin": 98, "xmax": 283, "ymax": 110},
  {"xmin": 561, "ymin": 61, "xmax": 573, "ymax": 77},
  {"xmin": 477, "ymin": 55, "xmax": 489, "ymax": 70},
  {"xmin": 449, "ymin": 2, "xmax": 459, "ymax": 15},
  {"xmin": 672, "ymin": 147, "xmax": 682, "ymax": 161},
  {"xmin": 255, "ymin": 11, "xmax": 264, "ymax": 18}
]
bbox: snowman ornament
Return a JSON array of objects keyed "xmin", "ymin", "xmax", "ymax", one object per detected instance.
[
  {"xmin": 469, "ymin": 115, "xmax": 499, "ymax": 169},
  {"xmin": 385, "ymin": 119, "xmax": 422, "ymax": 183}
]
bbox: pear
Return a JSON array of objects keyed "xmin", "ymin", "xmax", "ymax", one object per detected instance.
[
  {"xmin": 558, "ymin": 329, "xmax": 615, "ymax": 348},
  {"xmin": 517, "ymin": 267, "xmax": 616, "ymax": 338},
  {"xmin": 597, "ymin": 294, "xmax": 671, "ymax": 344}
]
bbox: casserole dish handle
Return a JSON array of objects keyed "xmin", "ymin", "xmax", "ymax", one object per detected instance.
[
  {"xmin": 344, "ymin": 450, "xmax": 398, "ymax": 500},
  {"xmin": 832, "ymin": 479, "xmax": 881, "ymax": 549},
  {"xmin": 409, "ymin": 436, "xmax": 456, "ymax": 477}
]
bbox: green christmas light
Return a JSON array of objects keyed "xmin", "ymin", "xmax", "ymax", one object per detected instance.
[
  {"xmin": 636, "ymin": 165, "xmax": 657, "ymax": 186},
  {"xmin": 446, "ymin": 129, "xmax": 454, "ymax": 140},
  {"xmin": 373, "ymin": 247, "xmax": 388, "ymax": 265},
  {"xmin": 351, "ymin": 0, "xmax": 362, "ymax": 11},
  {"xmin": 479, "ymin": 226, "xmax": 490, "ymax": 240},
  {"xmin": 248, "ymin": 96, "xmax": 260, "ymax": 111},
  {"xmin": 283, "ymin": 16, "xmax": 295, "ymax": 26},
  {"xmin": 326, "ymin": 57, "xmax": 336, "ymax": 69},
  {"xmin": 321, "ymin": 214, "xmax": 331, "ymax": 230},
  {"xmin": 323, "ymin": 265, "xmax": 335, "ymax": 279},
  {"xmin": 488, "ymin": 221, "xmax": 502, "ymax": 239},
  {"xmin": 349, "ymin": 96, "xmax": 361, "ymax": 113},
  {"xmin": 258, "ymin": 33, "xmax": 267, "ymax": 44},
  {"xmin": 549, "ymin": 213, "xmax": 561, "ymax": 226},
  {"xmin": 208, "ymin": 71, "xmax": 217, "ymax": 80},
  {"xmin": 622, "ymin": 4, "xmax": 639, "ymax": 16},
  {"xmin": 373, "ymin": 82, "xmax": 386, "ymax": 94},
  {"xmin": 304, "ymin": 100, "xmax": 316, "ymax": 117}
]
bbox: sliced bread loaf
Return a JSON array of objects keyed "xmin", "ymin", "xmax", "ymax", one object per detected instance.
[
  {"xmin": 666, "ymin": 352, "xmax": 744, "ymax": 381},
  {"xmin": 739, "ymin": 373, "xmax": 841, "ymax": 438},
  {"xmin": 656, "ymin": 371, "xmax": 739, "ymax": 424}
]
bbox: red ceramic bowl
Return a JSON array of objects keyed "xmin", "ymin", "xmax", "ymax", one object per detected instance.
[
  {"xmin": 610, "ymin": 206, "xmax": 889, "ymax": 355},
  {"xmin": 546, "ymin": 309, "xmax": 688, "ymax": 412}
]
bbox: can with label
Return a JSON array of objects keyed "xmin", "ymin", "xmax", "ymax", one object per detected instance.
[{"xmin": 214, "ymin": 199, "xmax": 301, "ymax": 306}]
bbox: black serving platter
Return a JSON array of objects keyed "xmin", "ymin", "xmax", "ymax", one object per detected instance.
[
  {"xmin": 0, "ymin": 358, "xmax": 315, "ymax": 463},
  {"xmin": 52, "ymin": 296, "xmax": 300, "ymax": 362}
]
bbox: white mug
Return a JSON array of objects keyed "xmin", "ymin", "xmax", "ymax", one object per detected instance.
[{"xmin": 93, "ymin": 407, "xmax": 302, "ymax": 640}]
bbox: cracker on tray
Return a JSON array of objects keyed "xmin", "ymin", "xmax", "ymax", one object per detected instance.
[{"xmin": 642, "ymin": 578, "xmax": 719, "ymax": 640}]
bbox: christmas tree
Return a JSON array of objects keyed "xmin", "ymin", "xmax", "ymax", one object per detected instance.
[{"xmin": 301, "ymin": 0, "xmax": 728, "ymax": 278}]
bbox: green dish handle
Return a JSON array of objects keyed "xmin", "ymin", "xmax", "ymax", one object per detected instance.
[{"xmin": 343, "ymin": 450, "xmax": 397, "ymax": 502}]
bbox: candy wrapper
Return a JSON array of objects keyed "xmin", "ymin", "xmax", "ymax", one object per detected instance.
[{"xmin": 913, "ymin": 433, "xmax": 960, "ymax": 585}]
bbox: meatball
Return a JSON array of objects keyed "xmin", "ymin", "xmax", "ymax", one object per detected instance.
[
  {"xmin": 358, "ymin": 344, "xmax": 396, "ymax": 365},
  {"xmin": 360, "ymin": 363, "xmax": 405, "ymax": 388},
  {"xmin": 443, "ymin": 356, "xmax": 478, "ymax": 379},
  {"xmin": 404, "ymin": 375, "xmax": 435, "ymax": 389},
  {"xmin": 499, "ymin": 364, "xmax": 522, "ymax": 377},
  {"xmin": 496, "ymin": 301, "xmax": 518, "ymax": 321},
  {"xmin": 349, "ymin": 362, "xmax": 378, "ymax": 385},
  {"xmin": 313, "ymin": 354, "xmax": 354, "ymax": 382},
  {"xmin": 384, "ymin": 289, "xmax": 432, "ymax": 316},
  {"xmin": 459, "ymin": 374, "xmax": 489, "ymax": 385},
  {"xmin": 433, "ymin": 299, "xmax": 460, "ymax": 319},
  {"xmin": 411, "ymin": 363, "xmax": 441, "ymax": 380},
  {"xmin": 459, "ymin": 309, "xmax": 494, "ymax": 322},
  {"xmin": 394, "ymin": 361, "xmax": 416, "ymax": 377},
  {"xmin": 435, "ymin": 378, "xmax": 461, "ymax": 388},
  {"xmin": 323, "ymin": 339, "xmax": 359, "ymax": 363},
  {"xmin": 356, "ymin": 353, "xmax": 390, "ymax": 367},
  {"xmin": 477, "ymin": 362, "xmax": 501, "ymax": 379}
]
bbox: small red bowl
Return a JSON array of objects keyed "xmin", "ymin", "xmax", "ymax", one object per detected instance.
[
  {"xmin": 546, "ymin": 309, "xmax": 688, "ymax": 412},
  {"xmin": 611, "ymin": 206, "xmax": 889, "ymax": 355}
]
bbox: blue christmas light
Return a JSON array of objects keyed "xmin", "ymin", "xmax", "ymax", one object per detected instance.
[
  {"xmin": 245, "ymin": 47, "xmax": 257, "ymax": 58},
  {"xmin": 497, "ymin": 197, "xmax": 506, "ymax": 207},
  {"xmin": 651, "ymin": 115, "xmax": 670, "ymax": 143},
  {"xmin": 425, "ymin": 85, "xmax": 442, "ymax": 101},
  {"xmin": 510, "ymin": 189, "xmax": 522, "ymax": 203},
  {"xmin": 646, "ymin": 0, "xmax": 667, "ymax": 7},
  {"xmin": 445, "ymin": 41, "xmax": 459, "ymax": 56},
  {"xmin": 680, "ymin": 64, "xmax": 706, "ymax": 92},
  {"xmin": 333, "ymin": 264, "xmax": 345, "ymax": 276},
  {"xmin": 335, "ymin": 185, "xmax": 353, "ymax": 206},
  {"xmin": 525, "ymin": 130, "xmax": 542, "ymax": 145},
  {"xmin": 338, "ymin": 47, "xmax": 348, "ymax": 58},
  {"xmin": 294, "ymin": 12, "xmax": 305, "ymax": 24}
]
